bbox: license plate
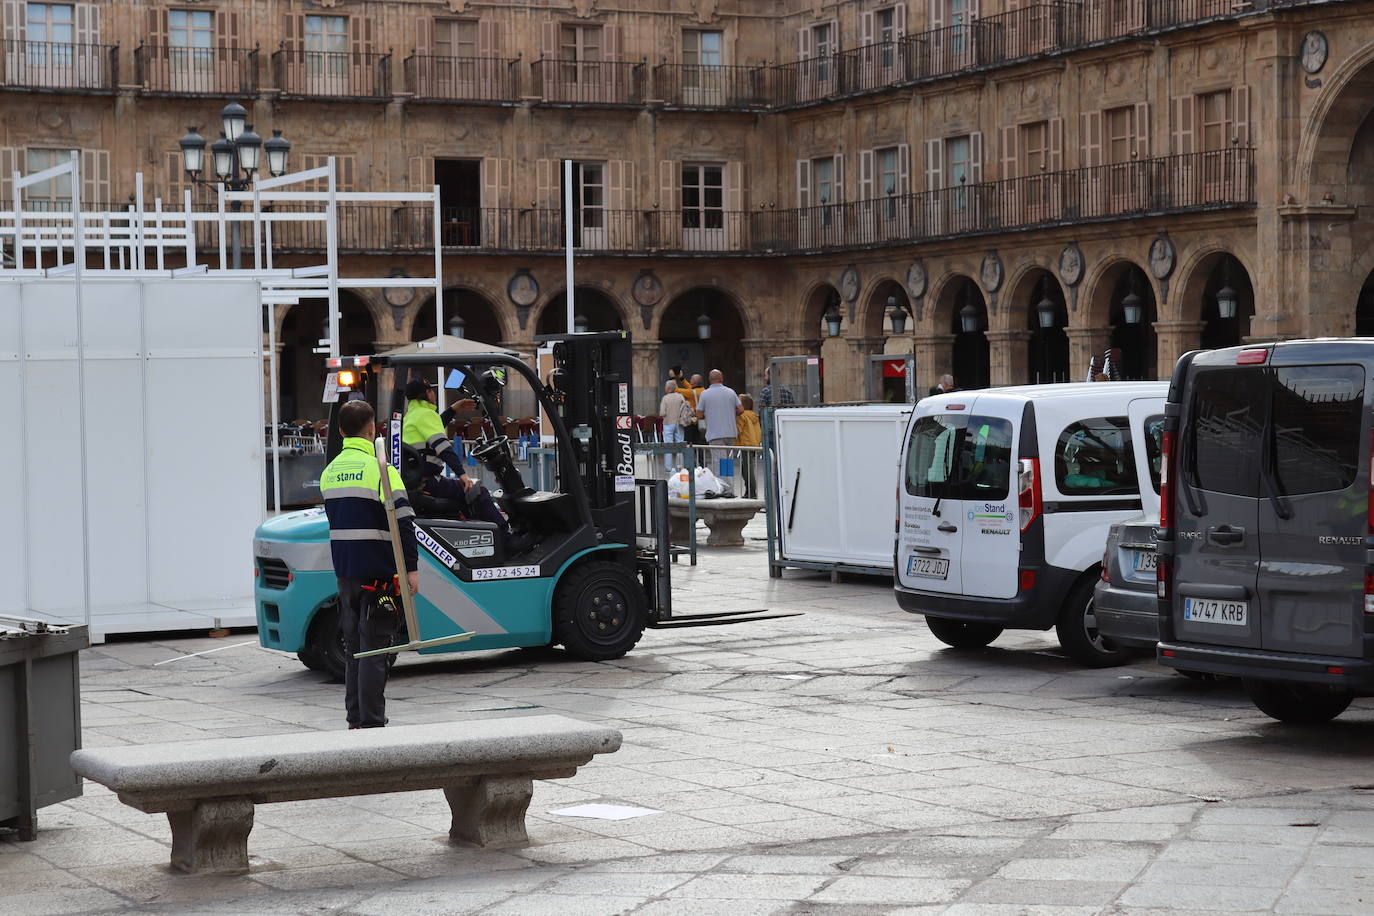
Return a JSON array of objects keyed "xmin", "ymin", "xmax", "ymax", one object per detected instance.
[
  {"xmin": 1183, "ymin": 597, "xmax": 1248, "ymax": 626},
  {"xmin": 1132, "ymin": 550, "xmax": 1157, "ymax": 572},
  {"xmin": 906, "ymin": 556, "xmax": 949, "ymax": 580}
]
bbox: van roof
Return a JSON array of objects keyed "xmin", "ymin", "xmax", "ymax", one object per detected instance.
[{"xmin": 922, "ymin": 381, "xmax": 1167, "ymax": 404}]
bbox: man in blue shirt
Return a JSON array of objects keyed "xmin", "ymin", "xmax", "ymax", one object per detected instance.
[{"xmin": 695, "ymin": 368, "xmax": 743, "ymax": 446}]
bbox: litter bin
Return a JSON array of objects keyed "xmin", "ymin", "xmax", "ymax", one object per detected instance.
[{"xmin": 0, "ymin": 616, "xmax": 86, "ymax": 840}]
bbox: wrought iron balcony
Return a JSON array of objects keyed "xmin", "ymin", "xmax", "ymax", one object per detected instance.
[
  {"xmin": 135, "ymin": 44, "xmax": 257, "ymax": 97},
  {"xmin": 652, "ymin": 63, "xmax": 772, "ymax": 109},
  {"xmin": 294, "ymin": 148, "xmax": 1252, "ymax": 256},
  {"xmin": 0, "ymin": 39, "xmax": 117, "ymax": 93},
  {"xmin": 404, "ymin": 55, "xmax": 520, "ymax": 102},
  {"xmin": 531, "ymin": 58, "xmax": 645, "ymax": 106},
  {"xmin": 272, "ymin": 48, "xmax": 391, "ymax": 100}
]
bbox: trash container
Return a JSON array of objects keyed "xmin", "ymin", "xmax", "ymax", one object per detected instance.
[{"xmin": 0, "ymin": 615, "xmax": 86, "ymax": 840}]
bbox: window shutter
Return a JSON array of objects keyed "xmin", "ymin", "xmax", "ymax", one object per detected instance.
[
  {"xmin": 1000, "ymin": 125, "xmax": 1018, "ymax": 179},
  {"xmin": 338, "ymin": 156, "xmax": 355, "ymax": 191},
  {"xmin": 969, "ymin": 132, "xmax": 983, "ymax": 182},
  {"xmin": 798, "ymin": 27, "xmax": 813, "ymax": 59},
  {"xmin": 0, "ymin": 146, "xmax": 16, "ymax": 202},
  {"xmin": 604, "ymin": 25, "xmax": 620, "ymax": 61},
  {"xmin": 282, "ymin": 12, "xmax": 303, "ymax": 53},
  {"xmin": 1080, "ymin": 110, "xmax": 1102, "ymax": 167},
  {"xmin": 1171, "ymin": 95, "xmax": 1195, "ymax": 154},
  {"xmin": 968, "ymin": 0, "xmax": 981, "ymax": 18},
  {"xmin": 74, "ymin": 2, "xmax": 99, "ymax": 44},
  {"xmin": 610, "ymin": 160, "xmax": 635, "ymax": 210},
  {"xmin": 897, "ymin": 143, "xmax": 910, "ymax": 193},
  {"xmin": 860, "ymin": 11, "xmax": 874, "ymax": 46},
  {"xmin": 1233, "ymin": 84, "xmax": 1250, "ymax": 145},
  {"xmin": 416, "ymin": 17, "xmax": 434, "ymax": 55},
  {"xmin": 81, "ymin": 149, "xmax": 109, "ymax": 206},
  {"xmin": 928, "ymin": 0, "xmax": 944, "ymax": 30},
  {"xmin": 859, "ymin": 149, "xmax": 874, "ymax": 200},
  {"xmin": 895, "ymin": 4, "xmax": 907, "ymax": 36},
  {"xmin": 478, "ymin": 20, "xmax": 501, "ymax": 58},
  {"xmin": 796, "ymin": 158, "xmax": 812, "ymax": 207},
  {"xmin": 537, "ymin": 158, "xmax": 556, "ymax": 207},
  {"xmin": 215, "ymin": 11, "xmax": 241, "ymax": 91},
  {"xmin": 659, "ymin": 159, "xmax": 679, "ymax": 209},
  {"xmin": 215, "ymin": 10, "xmax": 239, "ymax": 47},
  {"xmin": 924, "ymin": 138, "xmax": 943, "ymax": 189},
  {"xmin": 541, "ymin": 21, "xmax": 558, "ymax": 58},
  {"xmin": 1134, "ymin": 102, "xmax": 1150, "ymax": 157},
  {"xmin": 481, "ymin": 157, "xmax": 499, "ymax": 208},
  {"xmin": 829, "ymin": 19, "xmax": 839, "ymax": 50},
  {"xmin": 350, "ymin": 16, "xmax": 374, "ymax": 55},
  {"xmin": 409, "ymin": 156, "xmax": 432, "ymax": 190},
  {"xmin": 1048, "ymin": 117, "xmax": 1063, "ymax": 171},
  {"xmin": 148, "ymin": 7, "xmax": 168, "ymax": 46},
  {"xmin": 834, "ymin": 152, "xmax": 844, "ymax": 200},
  {"xmin": 727, "ymin": 161, "xmax": 747, "ymax": 211},
  {"xmin": 2, "ymin": 1, "xmax": 20, "ymax": 44}
]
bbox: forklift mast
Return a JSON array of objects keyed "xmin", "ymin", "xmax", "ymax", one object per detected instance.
[{"xmin": 547, "ymin": 332, "xmax": 637, "ymax": 550}]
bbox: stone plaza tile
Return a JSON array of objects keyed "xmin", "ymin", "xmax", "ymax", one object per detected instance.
[
  {"xmin": 806, "ymin": 874, "xmax": 971, "ymax": 904},
  {"xmin": 993, "ymin": 855, "xmax": 1150, "ymax": 882},
  {"xmin": 1118, "ymin": 880, "xmax": 1286, "ymax": 911},
  {"xmin": 664, "ymin": 873, "xmax": 831, "ymax": 900},
  {"xmin": 958, "ymin": 877, "xmax": 1128, "ymax": 906}
]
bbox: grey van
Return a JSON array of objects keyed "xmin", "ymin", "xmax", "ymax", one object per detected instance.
[{"xmin": 1157, "ymin": 341, "xmax": 1372, "ymax": 723}]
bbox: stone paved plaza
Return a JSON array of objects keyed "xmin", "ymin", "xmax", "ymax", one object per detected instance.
[{"xmin": 5, "ymin": 531, "xmax": 1374, "ymax": 915}]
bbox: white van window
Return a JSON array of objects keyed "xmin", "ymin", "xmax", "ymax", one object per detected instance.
[
  {"xmin": 1143, "ymin": 414, "xmax": 1164, "ymax": 493},
  {"xmin": 1189, "ymin": 368, "xmax": 1264, "ymax": 497},
  {"xmin": 1054, "ymin": 416, "xmax": 1138, "ymax": 496},
  {"xmin": 905, "ymin": 415, "xmax": 1013, "ymax": 499},
  {"xmin": 1272, "ymin": 366, "xmax": 1364, "ymax": 495}
]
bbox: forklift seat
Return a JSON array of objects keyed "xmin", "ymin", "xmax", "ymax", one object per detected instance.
[{"xmin": 397, "ymin": 441, "xmax": 469, "ymax": 520}]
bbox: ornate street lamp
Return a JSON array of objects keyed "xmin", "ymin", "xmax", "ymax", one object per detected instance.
[
  {"xmin": 264, "ymin": 129, "xmax": 291, "ymax": 178},
  {"xmin": 1036, "ymin": 291, "xmax": 1057, "ymax": 329},
  {"xmin": 888, "ymin": 295, "xmax": 909, "ymax": 335},
  {"xmin": 220, "ymin": 100, "xmax": 247, "ymax": 143},
  {"xmin": 236, "ymin": 126, "xmax": 262, "ymax": 174},
  {"xmin": 178, "ymin": 127, "xmax": 206, "ymax": 176},
  {"xmin": 824, "ymin": 303, "xmax": 843, "ymax": 338},
  {"xmin": 1121, "ymin": 290, "xmax": 1144, "ymax": 326},
  {"xmin": 210, "ymin": 133, "xmax": 235, "ymax": 181},
  {"xmin": 959, "ymin": 300, "xmax": 981, "ymax": 334},
  {"xmin": 697, "ymin": 312, "xmax": 712, "ymax": 340},
  {"xmin": 1216, "ymin": 257, "xmax": 1238, "ymax": 320}
]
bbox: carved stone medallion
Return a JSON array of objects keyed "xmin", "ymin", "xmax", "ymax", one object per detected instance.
[
  {"xmin": 1301, "ymin": 30, "xmax": 1329, "ymax": 75},
  {"xmin": 632, "ymin": 270, "xmax": 663, "ymax": 308},
  {"xmin": 1147, "ymin": 236, "xmax": 1176, "ymax": 281},
  {"xmin": 980, "ymin": 251, "xmax": 1003, "ymax": 294},
  {"xmin": 905, "ymin": 259, "xmax": 927, "ymax": 300},
  {"xmin": 1058, "ymin": 243, "xmax": 1084, "ymax": 287},
  {"xmin": 507, "ymin": 269, "xmax": 539, "ymax": 308},
  {"xmin": 839, "ymin": 265, "xmax": 860, "ymax": 303}
]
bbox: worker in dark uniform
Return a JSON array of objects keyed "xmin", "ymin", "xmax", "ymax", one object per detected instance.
[
  {"xmin": 320, "ymin": 399, "xmax": 416, "ymax": 729},
  {"xmin": 401, "ymin": 378, "xmax": 509, "ymax": 530}
]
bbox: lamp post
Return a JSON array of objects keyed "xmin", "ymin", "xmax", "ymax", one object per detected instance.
[{"xmin": 178, "ymin": 101, "xmax": 291, "ymax": 269}]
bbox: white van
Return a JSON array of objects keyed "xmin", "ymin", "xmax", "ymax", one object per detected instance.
[{"xmin": 894, "ymin": 382, "xmax": 1167, "ymax": 666}]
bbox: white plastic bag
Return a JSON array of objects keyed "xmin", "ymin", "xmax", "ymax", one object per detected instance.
[
  {"xmin": 665, "ymin": 466, "xmax": 729, "ymax": 499},
  {"xmin": 666, "ymin": 467, "xmax": 692, "ymax": 500},
  {"xmin": 695, "ymin": 466, "xmax": 727, "ymax": 497}
]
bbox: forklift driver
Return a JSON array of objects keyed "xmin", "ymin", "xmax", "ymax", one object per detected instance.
[{"xmin": 402, "ymin": 378, "xmax": 510, "ymax": 532}]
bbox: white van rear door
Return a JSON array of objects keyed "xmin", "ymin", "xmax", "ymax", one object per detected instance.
[
  {"xmin": 1127, "ymin": 398, "xmax": 1165, "ymax": 519},
  {"xmin": 896, "ymin": 408, "xmax": 965, "ymax": 595},
  {"xmin": 954, "ymin": 404, "xmax": 1021, "ymax": 600}
]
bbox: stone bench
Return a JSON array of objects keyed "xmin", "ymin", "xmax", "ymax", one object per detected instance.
[
  {"xmin": 668, "ymin": 497, "xmax": 766, "ymax": 547},
  {"xmin": 69, "ymin": 715, "xmax": 621, "ymax": 876}
]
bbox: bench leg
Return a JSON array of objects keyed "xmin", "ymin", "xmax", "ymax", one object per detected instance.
[
  {"xmin": 167, "ymin": 798, "xmax": 255, "ymax": 876},
  {"xmin": 444, "ymin": 775, "xmax": 533, "ymax": 848}
]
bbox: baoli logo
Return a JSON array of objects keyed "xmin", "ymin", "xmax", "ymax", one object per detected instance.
[{"xmin": 616, "ymin": 428, "xmax": 634, "ymax": 477}]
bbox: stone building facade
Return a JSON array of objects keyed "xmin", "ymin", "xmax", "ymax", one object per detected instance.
[{"xmin": 1, "ymin": 0, "xmax": 1369, "ymax": 415}]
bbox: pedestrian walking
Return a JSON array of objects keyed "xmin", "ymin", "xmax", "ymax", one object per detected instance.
[
  {"xmin": 759, "ymin": 365, "xmax": 795, "ymax": 409},
  {"xmin": 320, "ymin": 400, "xmax": 417, "ymax": 729}
]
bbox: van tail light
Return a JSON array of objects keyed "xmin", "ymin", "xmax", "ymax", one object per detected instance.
[
  {"xmin": 1019, "ymin": 570, "xmax": 1036, "ymax": 591},
  {"xmin": 1366, "ymin": 428, "xmax": 1374, "ymax": 536},
  {"xmin": 1157, "ymin": 559, "xmax": 1172, "ymax": 599},
  {"xmin": 1100, "ymin": 547, "xmax": 1111, "ymax": 582},
  {"xmin": 1158, "ymin": 429, "xmax": 1175, "ymax": 532},
  {"xmin": 1364, "ymin": 574, "xmax": 1374, "ymax": 616},
  {"xmin": 1017, "ymin": 457, "xmax": 1042, "ymax": 532}
]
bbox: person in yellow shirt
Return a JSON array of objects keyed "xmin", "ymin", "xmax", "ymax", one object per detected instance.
[{"xmin": 736, "ymin": 394, "xmax": 761, "ymax": 498}]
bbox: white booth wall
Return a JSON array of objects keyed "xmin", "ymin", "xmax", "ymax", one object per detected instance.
[{"xmin": 0, "ymin": 278, "xmax": 262, "ymax": 634}]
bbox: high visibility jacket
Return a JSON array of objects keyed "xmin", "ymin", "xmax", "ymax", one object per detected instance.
[
  {"xmin": 321, "ymin": 437, "xmax": 418, "ymax": 579},
  {"xmin": 402, "ymin": 399, "xmax": 465, "ymax": 477}
]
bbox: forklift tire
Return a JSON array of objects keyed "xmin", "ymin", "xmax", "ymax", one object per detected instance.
[
  {"xmin": 301, "ymin": 601, "xmax": 400, "ymax": 682},
  {"xmin": 1243, "ymin": 678, "xmax": 1354, "ymax": 724},
  {"xmin": 925, "ymin": 615, "xmax": 1002, "ymax": 649},
  {"xmin": 553, "ymin": 561, "xmax": 646, "ymax": 661}
]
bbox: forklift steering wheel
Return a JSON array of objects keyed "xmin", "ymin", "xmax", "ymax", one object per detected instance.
[{"xmin": 470, "ymin": 436, "xmax": 510, "ymax": 461}]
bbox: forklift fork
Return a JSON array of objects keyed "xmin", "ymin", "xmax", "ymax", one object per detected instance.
[{"xmin": 634, "ymin": 479, "xmax": 802, "ymax": 629}]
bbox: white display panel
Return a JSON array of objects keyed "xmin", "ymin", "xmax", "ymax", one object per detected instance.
[
  {"xmin": 0, "ymin": 278, "xmax": 262, "ymax": 636},
  {"xmin": 775, "ymin": 406, "xmax": 913, "ymax": 570}
]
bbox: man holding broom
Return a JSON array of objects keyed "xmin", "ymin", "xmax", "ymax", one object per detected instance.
[{"xmin": 320, "ymin": 399, "xmax": 418, "ymax": 729}]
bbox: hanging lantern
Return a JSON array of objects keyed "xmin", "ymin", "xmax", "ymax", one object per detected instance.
[
  {"xmin": 573, "ymin": 313, "xmax": 589, "ymax": 334},
  {"xmin": 1215, "ymin": 285, "xmax": 1238, "ymax": 320},
  {"xmin": 1121, "ymin": 291, "xmax": 1143, "ymax": 325},
  {"xmin": 449, "ymin": 315, "xmax": 466, "ymax": 339},
  {"xmin": 824, "ymin": 305, "xmax": 842, "ymax": 338},
  {"xmin": 887, "ymin": 296, "xmax": 909, "ymax": 335},
  {"xmin": 696, "ymin": 312, "xmax": 712, "ymax": 340},
  {"xmin": 959, "ymin": 301, "xmax": 980, "ymax": 334},
  {"xmin": 1036, "ymin": 295, "xmax": 1057, "ymax": 329}
]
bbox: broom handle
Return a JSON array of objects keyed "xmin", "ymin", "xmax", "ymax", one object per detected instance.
[{"xmin": 374, "ymin": 436, "xmax": 422, "ymax": 642}]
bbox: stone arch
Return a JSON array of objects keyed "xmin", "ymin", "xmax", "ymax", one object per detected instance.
[
  {"xmin": 532, "ymin": 285, "xmax": 630, "ymax": 335},
  {"xmin": 1083, "ymin": 260, "xmax": 1158, "ymax": 380},
  {"xmin": 1000, "ymin": 255, "xmax": 1059, "ymax": 332},
  {"xmin": 275, "ymin": 290, "xmax": 378, "ymax": 422},
  {"xmin": 653, "ymin": 282, "xmax": 759, "ymax": 340},
  {"xmin": 1295, "ymin": 39, "xmax": 1374, "ymax": 191},
  {"xmin": 657, "ymin": 286, "xmax": 751, "ymax": 391},
  {"xmin": 795, "ymin": 279, "xmax": 844, "ymax": 339},
  {"xmin": 927, "ymin": 269, "xmax": 985, "ymax": 335},
  {"xmin": 1081, "ymin": 255, "xmax": 1152, "ymax": 330},
  {"xmin": 409, "ymin": 286, "xmax": 511, "ymax": 344},
  {"xmin": 858, "ymin": 276, "xmax": 911, "ymax": 339},
  {"xmin": 1172, "ymin": 248, "xmax": 1256, "ymax": 349},
  {"xmin": 1009, "ymin": 266, "xmax": 1070, "ymax": 385}
]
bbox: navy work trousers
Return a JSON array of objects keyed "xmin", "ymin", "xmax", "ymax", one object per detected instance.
[{"xmin": 337, "ymin": 576, "xmax": 397, "ymax": 728}]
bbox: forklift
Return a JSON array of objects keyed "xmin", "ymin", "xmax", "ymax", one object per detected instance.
[{"xmin": 254, "ymin": 331, "xmax": 790, "ymax": 678}]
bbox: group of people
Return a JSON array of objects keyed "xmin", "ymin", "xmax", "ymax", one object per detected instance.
[{"xmin": 657, "ymin": 366, "xmax": 765, "ymax": 497}]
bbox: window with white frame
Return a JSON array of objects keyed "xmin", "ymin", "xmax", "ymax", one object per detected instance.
[
  {"xmin": 24, "ymin": 147, "xmax": 76, "ymax": 209},
  {"xmin": 1106, "ymin": 105, "xmax": 1136, "ymax": 164},
  {"xmin": 1199, "ymin": 90, "xmax": 1232, "ymax": 150},
  {"xmin": 169, "ymin": 9, "xmax": 213, "ymax": 74},
  {"xmin": 25, "ymin": 2, "xmax": 74, "ymax": 68},
  {"xmin": 681, "ymin": 163, "xmax": 724, "ymax": 229},
  {"xmin": 435, "ymin": 19, "xmax": 477, "ymax": 58},
  {"xmin": 877, "ymin": 146, "xmax": 899, "ymax": 216},
  {"xmin": 877, "ymin": 7, "xmax": 896, "ymax": 67},
  {"xmin": 305, "ymin": 14, "xmax": 347, "ymax": 77}
]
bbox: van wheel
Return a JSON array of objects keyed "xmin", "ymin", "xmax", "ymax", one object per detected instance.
[
  {"xmin": 553, "ymin": 561, "xmax": 646, "ymax": 661},
  {"xmin": 925, "ymin": 616, "xmax": 1002, "ymax": 649},
  {"xmin": 1056, "ymin": 576, "xmax": 1135, "ymax": 668},
  {"xmin": 1243, "ymin": 679, "xmax": 1354, "ymax": 724}
]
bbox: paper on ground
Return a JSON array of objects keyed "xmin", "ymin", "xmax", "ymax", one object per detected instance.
[{"xmin": 547, "ymin": 803, "xmax": 662, "ymax": 821}]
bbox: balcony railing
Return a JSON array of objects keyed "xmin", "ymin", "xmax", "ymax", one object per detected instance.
[
  {"xmin": 265, "ymin": 148, "xmax": 1250, "ymax": 255},
  {"xmin": 135, "ymin": 44, "xmax": 257, "ymax": 96},
  {"xmin": 1, "ymin": 39, "xmax": 117, "ymax": 92},
  {"xmin": 532, "ymin": 58, "xmax": 645, "ymax": 105},
  {"xmin": 272, "ymin": 48, "xmax": 390, "ymax": 99},
  {"xmin": 653, "ymin": 63, "xmax": 772, "ymax": 108},
  {"xmin": 405, "ymin": 55, "xmax": 520, "ymax": 102}
]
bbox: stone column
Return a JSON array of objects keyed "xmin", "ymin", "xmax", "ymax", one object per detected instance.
[
  {"xmin": 985, "ymin": 329, "xmax": 1032, "ymax": 387},
  {"xmin": 631, "ymin": 340, "xmax": 661, "ymax": 416},
  {"xmin": 1065, "ymin": 326, "xmax": 1112, "ymax": 382},
  {"xmin": 848, "ymin": 335, "xmax": 885, "ymax": 401},
  {"xmin": 819, "ymin": 336, "xmax": 853, "ymax": 402},
  {"xmin": 1152, "ymin": 321, "xmax": 1206, "ymax": 379},
  {"xmin": 913, "ymin": 333, "xmax": 955, "ymax": 393}
]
